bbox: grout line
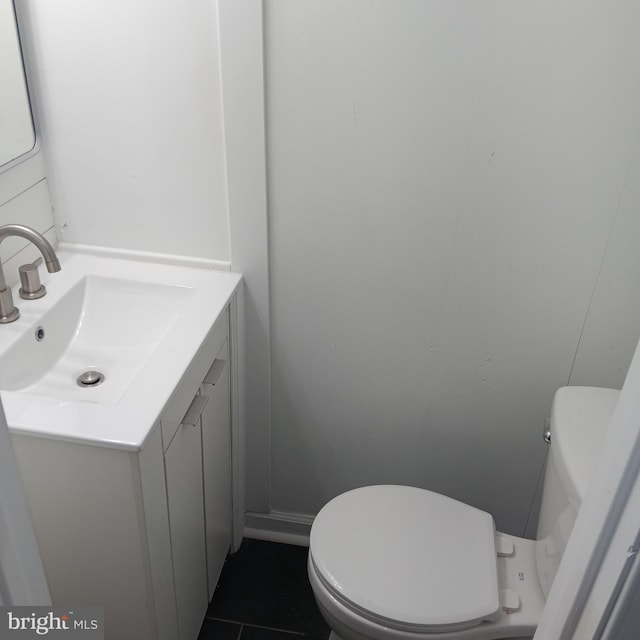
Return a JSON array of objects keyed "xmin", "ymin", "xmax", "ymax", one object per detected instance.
[
  {"xmin": 243, "ymin": 624, "xmax": 306, "ymax": 637},
  {"xmin": 210, "ymin": 617, "xmax": 306, "ymax": 637},
  {"xmin": 204, "ymin": 616, "xmax": 241, "ymax": 624}
]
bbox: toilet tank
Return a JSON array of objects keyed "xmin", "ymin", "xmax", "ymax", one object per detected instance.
[{"xmin": 535, "ymin": 386, "xmax": 620, "ymax": 598}]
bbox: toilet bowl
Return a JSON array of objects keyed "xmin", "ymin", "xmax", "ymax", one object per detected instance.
[{"xmin": 308, "ymin": 387, "xmax": 621, "ymax": 640}]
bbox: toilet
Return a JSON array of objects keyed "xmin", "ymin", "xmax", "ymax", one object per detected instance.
[{"xmin": 308, "ymin": 386, "xmax": 621, "ymax": 640}]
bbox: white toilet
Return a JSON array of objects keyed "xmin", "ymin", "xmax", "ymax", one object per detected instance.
[{"xmin": 308, "ymin": 386, "xmax": 620, "ymax": 640}]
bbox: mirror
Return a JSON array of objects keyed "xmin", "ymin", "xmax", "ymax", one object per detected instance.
[{"xmin": 0, "ymin": 0, "xmax": 35, "ymax": 167}]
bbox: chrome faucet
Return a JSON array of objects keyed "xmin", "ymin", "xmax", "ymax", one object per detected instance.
[{"xmin": 0, "ymin": 224, "xmax": 61, "ymax": 323}]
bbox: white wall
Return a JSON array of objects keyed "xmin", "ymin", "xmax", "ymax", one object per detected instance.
[
  {"xmin": 264, "ymin": 0, "xmax": 640, "ymax": 536},
  {"xmin": 22, "ymin": 0, "xmax": 230, "ymax": 261},
  {"xmin": 8, "ymin": 0, "xmax": 640, "ymax": 540}
]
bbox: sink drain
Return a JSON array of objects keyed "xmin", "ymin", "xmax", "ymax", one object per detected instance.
[{"xmin": 76, "ymin": 370, "xmax": 105, "ymax": 387}]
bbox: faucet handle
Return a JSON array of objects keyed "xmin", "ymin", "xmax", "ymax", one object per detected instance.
[{"xmin": 19, "ymin": 257, "xmax": 46, "ymax": 300}]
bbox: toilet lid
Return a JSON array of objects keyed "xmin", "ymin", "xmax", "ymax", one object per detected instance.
[{"xmin": 310, "ymin": 485, "xmax": 500, "ymax": 633}]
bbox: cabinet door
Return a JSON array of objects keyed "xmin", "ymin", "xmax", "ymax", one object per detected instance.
[
  {"xmin": 201, "ymin": 350, "xmax": 232, "ymax": 599},
  {"xmin": 165, "ymin": 419, "xmax": 208, "ymax": 640}
]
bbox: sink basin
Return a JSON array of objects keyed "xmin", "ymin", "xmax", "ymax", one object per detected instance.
[
  {"xmin": 0, "ymin": 248, "xmax": 242, "ymax": 449},
  {"xmin": 0, "ymin": 275, "xmax": 194, "ymax": 404}
]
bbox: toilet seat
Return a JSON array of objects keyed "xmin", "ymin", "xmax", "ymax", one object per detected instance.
[{"xmin": 309, "ymin": 485, "xmax": 500, "ymax": 634}]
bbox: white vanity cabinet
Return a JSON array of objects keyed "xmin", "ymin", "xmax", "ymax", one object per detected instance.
[
  {"xmin": 10, "ymin": 306, "xmax": 233, "ymax": 640},
  {"xmin": 162, "ymin": 319, "xmax": 231, "ymax": 640}
]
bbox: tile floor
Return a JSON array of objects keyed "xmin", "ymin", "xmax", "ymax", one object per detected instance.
[{"xmin": 198, "ymin": 538, "xmax": 330, "ymax": 640}]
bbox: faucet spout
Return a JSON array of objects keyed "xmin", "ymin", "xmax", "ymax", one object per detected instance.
[
  {"xmin": 0, "ymin": 224, "xmax": 61, "ymax": 323},
  {"xmin": 0, "ymin": 224, "xmax": 61, "ymax": 272}
]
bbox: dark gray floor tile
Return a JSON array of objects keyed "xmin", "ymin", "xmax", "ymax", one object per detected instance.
[
  {"xmin": 207, "ymin": 539, "xmax": 330, "ymax": 639},
  {"xmin": 198, "ymin": 618, "xmax": 242, "ymax": 640}
]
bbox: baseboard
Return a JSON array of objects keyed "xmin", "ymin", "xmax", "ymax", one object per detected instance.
[{"xmin": 244, "ymin": 510, "xmax": 314, "ymax": 547}]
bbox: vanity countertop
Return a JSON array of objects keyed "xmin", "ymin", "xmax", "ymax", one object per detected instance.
[{"xmin": 0, "ymin": 248, "xmax": 242, "ymax": 451}]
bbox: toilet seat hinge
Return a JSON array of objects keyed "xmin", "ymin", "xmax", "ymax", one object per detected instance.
[
  {"xmin": 495, "ymin": 532, "xmax": 515, "ymax": 557},
  {"xmin": 500, "ymin": 589, "xmax": 521, "ymax": 613}
]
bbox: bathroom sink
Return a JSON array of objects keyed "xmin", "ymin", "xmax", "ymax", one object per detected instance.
[
  {"xmin": 0, "ymin": 275, "xmax": 194, "ymax": 404},
  {"xmin": 0, "ymin": 248, "xmax": 242, "ymax": 449}
]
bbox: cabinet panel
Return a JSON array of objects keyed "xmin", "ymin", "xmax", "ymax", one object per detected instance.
[
  {"xmin": 11, "ymin": 435, "xmax": 158, "ymax": 640},
  {"xmin": 201, "ymin": 344, "xmax": 232, "ymax": 599},
  {"xmin": 165, "ymin": 422, "xmax": 208, "ymax": 640},
  {"xmin": 138, "ymin": 427, "xmax": 179, "ymax": 640}
]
